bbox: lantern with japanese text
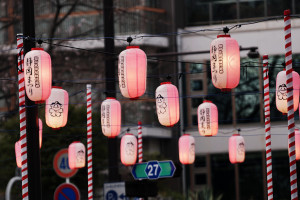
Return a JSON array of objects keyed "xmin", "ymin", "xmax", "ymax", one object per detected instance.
[
  {"xmin": 118, "ymin": 46, "xmax": 147, "ymax": 99},
  {"xmin": 45, "ymin": 87, "xmax": 69, "ymax": 129},
  {"xmin": 276, "ymin": 70, "xmax": 300, "ymax": 114},
  {"xmin": 179, "ymin": 134, "xmax": 195, "ymax": 164},
  {"xmin": 24, "ymin": 48, "xmax": 52, "ymax": 101},
  {"xmin": 210, "ymin": 35, "xmax": 240, "ymax": 91},
  {"xmin": 229, "ymin": 134, "xmax": 245, "ymax": 164},
  {"xmin": 101, "ymin": 97, "xmax": 121, "ymax": 138},
  {"xmin": 39, "ymin": 118, "xmax": 42, "ymax": 148},
  {"xmin": 15, "ymin": 141, "xmax": 21, "ymax": 168},
  {"xmin": 120, "ymin": 133, "xmax": 137, "ymax": 166},
  {"xmin": 197, "ymin": 100, "xmax": 218, "ymax": 136},
  {"xmin": 295, "ymin": 129, "xmax": 300, "ymax": 160},
  {"xmin": 155, "ymin": 82, "xmax": 180, "ymax": 126},
  {"xmin": 68, "ymin": 142, "xmax": 85, "ymax": 169}
]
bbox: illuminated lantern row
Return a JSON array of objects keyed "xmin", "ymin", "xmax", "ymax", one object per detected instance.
[
  {"xmin": 39, "ymin": 118, "xmax": 42, "ymax": 148},
  {"xmin": 68, "ymin": 142, "xmax": 86, "ymax": 169},
  {"xmin": 15, "ymin": 141, "xmax": 21, "ymax": 168},
  {"xmin": 295, "ymin": 129, "xmax": 300, "ymax": 160},
  {"xmin": 276, "ymin": 70, "xmax": 300, "ymax": 114},
  {"xmin": 179, "ymin": 134, "xmax": 195, "ymax": 165},
  {"xmin": 118, "ymin": 46, "xmax": 147, "ymax": 99},
  {"xmin": 210, "ymin": 35, "xmax": 240, "ymax": 91},
  {"xmin": 120, "ymin": 133, "xmax": 137, "ymax": 166},
  {"xmin": 197, "ymin": 100, "xmax": 218, "ymax": 136},
  {"xmin": 45, "ymin": 87, "xmax": 69, "ymax": 129},
  {"xmin": 101, "ymin": 97, "xmax": 121, "ymax": 138},
  {"xmin": 229, "ymin": 134, "xmax": 245, "ymax": 164},
  {"xmin": 24, "ymin": 48, "xmax": 52, "ymax": 101},
  {"xmin": 155, "ymin": 82, "xmax": 180, "ymax": 127}
]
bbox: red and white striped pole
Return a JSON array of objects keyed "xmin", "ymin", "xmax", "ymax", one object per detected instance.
[
  {"xmin": 284, "ymin": 9, "xmax": 298, "ymax": 200},
  {"xmin": 263, "ymin": 55, "xmax": 273, "ymax": 200},
  {"xmin": 138, "ymin": 121, "xmax": 143, "ymax": 163},
  {"xmin": 87, "ymin": 84, "xmax": 93, "ymax": 200},
  {"xmin": 17, "ymin": 34, "xmax": 29, "ymax": 200}
]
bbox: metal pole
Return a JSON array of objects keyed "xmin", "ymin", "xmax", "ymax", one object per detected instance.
[
  {"xmin": 5, "ymin": 176, "xmax": 22, "ymax": 200},
  {"xmin": 103, "ymin": 0, "xmax": 119, "ymax": 182},
  {"xmin": 22, "ymin": 0, "xmax": 41, "ymax": 199}
]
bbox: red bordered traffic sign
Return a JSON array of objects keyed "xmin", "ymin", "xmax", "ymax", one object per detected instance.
[
  {"xmin": 54, "ymin": 183, "xmax": 80, "ymax": 200},
  {"xmin": 53, "ymin": 148, "xmax": 78, "ymax": 178}
]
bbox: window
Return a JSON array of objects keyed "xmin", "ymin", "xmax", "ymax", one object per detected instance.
[
  {"xmin": 267, "ymin": 0, "xmax": 292, "ymax": 16},
  {"xmin": 191, "ymin": 80, "xmax": 203, "ymax": 91},
  {"xmin": 190, "ymin": 63, "xmax": 203, "ymax": 73},
  {"xmin": 194, "ymin": 156, "xmax": 206, "ymax": 168},
  {"xmin": 192, "ymin": 98, "xmax": 203, "ymax": 108},
  {"xmin": 195, "ymin": 173, "xmax": 207, "ymax": 185},
  {"xmin": 212, "ymin": 1, "xmax": 237, "ymax": 22},
  {"xmin": 240, "ymin": 0, "xmax": 264, "ymax": 19}
]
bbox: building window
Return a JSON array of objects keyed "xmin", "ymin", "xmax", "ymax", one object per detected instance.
[
  {"xmin": 191, "ymin": 80, "xmax": 203, "ymax": 91},
  {"xmin": 192, "ymin": 98, "xmax": 203, "ymax": 108},
  {"xmin": 195, "ymin": 173, "xmax": 207, "ymax": 185},
  {"xmin": 240, "ymin": 0, "xmax": 264, "ymax": 19},
  {"xmin": 190, "ymin": 63, "xmax": 203, "ymax": 73},
  {"xmin": 194, "ymin": 156, "xmax": 206, "ymax": 168}
]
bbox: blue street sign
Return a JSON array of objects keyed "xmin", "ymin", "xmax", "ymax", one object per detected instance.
[
  {"xmin": 145, "ymin": 161, "xmax": 161, "ymax": 179},
  {"xmin": 54, "ymin": 183, "xmax": 80, "ymax": 200}
]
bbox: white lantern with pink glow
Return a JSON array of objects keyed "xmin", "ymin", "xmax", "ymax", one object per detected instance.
[
  {"xmin": 295, "ymin": 129, "xmax": 300, "ymax": 160},
  {"xmin": 24, "ymin": 48, "xmax": 52, "ymax": 101},
  {"xmin": 179, "ymin": 134, "xmax": 195, "ymax": 165},
  {"xmin": 155, "ymin": 82, "xmax": 180, "ymax": 127},
  {"xmin": 276, "ymin": 70, "xmax": 300, "ymax": 114},
  {"xmin": 101, "ymin": 97, "xmax": 121, "ymax": 138},
  {"xmin": 229, "ymin": 134, "xmax": 245, "ymax": 164},
  {"xmin": 118, "ymin": 46, "xmax": 147, "ymax": 99},
  {"xmin": 120, "ymin": 133, "xmax": 137, "ymax": 166},
  {"xmin": 197, "ymin": 100, "xmax": 218, "ymax": 136},
  {"xmin": 39, "ymin": 118, "xmax": 42, "ymax": 148},
  {"xmin": 210, "ymin": 35, "xmax": 240, "ymax": 91},
  {"xmin": 15, "ymin": 141, "xmax": 21, "ymax": 168},
  {"xmin": 45, "ymin": 87, "xmax": 69, "ymax": 129},
  {"xmin": 68, "ymin": 142, "xmax": 85, "ymax": 169}
]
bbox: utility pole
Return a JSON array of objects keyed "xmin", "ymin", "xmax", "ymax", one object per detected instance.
[
  {"xmin": 22, "ymin": 0, "xmax": 42, "ymax": 199},
  {"xmin": 103, "ymin": 0, "xmax": 119, "ymax": 181}
]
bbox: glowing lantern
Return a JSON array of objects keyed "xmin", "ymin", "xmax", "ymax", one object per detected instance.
[
  {"xmin": 179, "ymin": 134, "xmax": 195, "ymax": 164},
  {"xmin": 229, "ymin": 134, "xmax": 245, "ymax": 164},
  {"xmin": 101, "ymin": 97, "xmax": 121, "ymax": 138},
  {"xmin": 39, "ymin": 118, "xmax": 42, "ymax": 148},
  {"xmin": 295, "ymin": 129, "xmax": 300, "ymax": 160},
  {"xmin": 276, "ymin": 70, "xmax": 300, "ymax": 114},
  {"xmin": 24, "ymin": 48, "xmax": 52, "ymax": 101},
  {"xmin": 15, "ymin": 141, "xmax": 21, "ymax": 168},
  {"xmin": 68, "ymin": 142, "xmax": 85, "ymax": 169},
  {"xmin": 155, "ymin": 82, "xmax": 180, "ymax": 126},
  {"xmin": 45, "ymin": 87, "xmax": 69, "ymax": 129},
  {"xmin": 118, "ymin": 46, "xmax": 147, "ymax": 98},
  {"xmin": 210, "ymin": 35, "xmax": 240, "ymax": 91},
  {"xmin": 197, "ymin": 100, "xmax": 218, "ymax": 136},
  {"xmin": 120, "ymin": 133, "xmax": 137, "ymax": 166}
]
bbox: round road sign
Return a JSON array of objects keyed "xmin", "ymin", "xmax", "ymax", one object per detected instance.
[
  {"xmin": 53, "ymin": 148, "xmax": 78, "ymax": 178},
  {"xmin": 54, "ymin": 183, "xmax": 80, "ymax": 200}
]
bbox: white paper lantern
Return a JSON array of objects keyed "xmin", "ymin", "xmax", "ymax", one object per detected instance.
[
  {"xmin": 118, "ymin": 46, "xmax": 147, "ymax": 98},
  {"xmin": 101, "ymin": 97, "xmax": 121, "ymax": 138},
  {"xmin": 210, "ymin": 35, "xmax": 240, "ymax": 91},
  {"xmin": 276, "ymin": 70, "xmax": 300, "ymax": 114},
  {"xmin": 120, "ymin": 133, "xmax": 137, "ymax": 166},
  {"xmin": 45, "ymin": 87, "xmax": 69, "ymax": 129},
  {"xmin": 197, "ymin": 100, "xmax": 218, "ymax": 136},
  {"xmin": 68, "ymin": 142, "xmax": 86, "ymax": 169},
  {"xmin": 15, "ymin": 141, "xmax": 21, "ymax": 168},
  {"xmin": 24, "ymin": 48, "xmax": 52, "ymax": 101},
  {"xmin": 179, "ymin": 134, "xmax": 195, "ymax": 165},
  {"xmin": 155, "ymin": 82, "xmax": 180, "ymax": 126},
  {"xmin": 229, "ymin": 134, "xmax": 245, "ymax": 164}
]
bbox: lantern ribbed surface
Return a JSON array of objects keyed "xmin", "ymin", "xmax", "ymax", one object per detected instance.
[
  {"xmin": 121, "ymin": 133, "xmax": 137, "ymax": 166},
  {"xmin": 229, "ymin": 134, "xmax": 245, "ymax": 164},
  {"xmin": 101, "ymin": 98, "xmax": 121, "ymax": 138},
  {"xmin": 197, "ymin": 100, "xmax": 218, "ymax": 136},
  {"xmin": 179, "ymin": 134, "xmax": 195, "ymax": 165},
  {"xmin": 68, "ymin": 142, "xmax": 86, "ymax": 169}
]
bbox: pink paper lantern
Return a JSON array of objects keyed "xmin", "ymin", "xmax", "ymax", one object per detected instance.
[
  {"xmin": 118, "ymin": 46, "xmax": 147, "ymax": 99},
  {"xmin": 39, "ymin": 118, "xmax": 42, "ymax": 148},
  {"xmin": 45, "ymin": 87, "xmax": 69, "ymax": 129},
  {"xmin": 15, "ymin": 141, "xmax": 21, "ymax": 168},
  {"xmin": 295, "ymin": 129, "xmax": 300, "ymax": 160},
  {"xmin": 179, "ymin": 134, "xmax": 195, "ymax": 165},
  {"xmin": 24, "ymin": 48, "xmax": 52, "ymax": 101},
  {"xmin": 210, "ymin": 35, "xmax": 240, "ymax": 91},
  {"xmin": 276, "ymin": 70, "xmax": 300, "ymax": 114},
  {"xmin": 101, "ymin": 97, "xmax": 121, "ymax": 138},
  {"xmin": 197, "ymin": 100, "xmax": 218, "ymax": 136},
  {"xmin": 229, "ymin": 134, "xmax": 245, "ymax": 164},
  {"xmin": 155, "ymin": 82, "xmax": 180, "ymax": 127},
  {"xmin": 68, "ymin": 141, "xmax": 86, "ymax": 169},
  {"xmin": 120, "ymin": 133, "xmax": 137, "ymax": 166}
]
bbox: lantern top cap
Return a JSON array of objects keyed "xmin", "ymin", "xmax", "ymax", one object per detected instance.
[
  {"xmin": 52, "ymin": 86, "xmax": 62, "ymax": 89},
  {"xmin": 126, "ymin": 46, "xmax": 140, "ymax": 49},
  {"xmin": 72, "ymin": 141, "xmax": 81, "ymax": 143},
  {"xmin": 125, "ymin": 133, "xmax": 133, "ymax": 135},
  {"xmin": 31, "ymin": 48, "xmax": 44, "ymax": 51},
  {"xmin": 182, "ymin": 133, "xmax": 190, "ymax": 136},
  {"xmin": 232, "ymin": 133, "xmax": 240, "ymax": 136},
  {"xmin": 203, "ymin": 100, "xmax": 212, "ymax": 103},
  {"xmin": 160, "ymin": 82, "xmax": 172, "ymax": 85},
  {"xmin": 217, "ymin": 35, "xmax": 231, "ymax": 38},
  {"xmin": 106, "ymin": 97, "xmax": 116, "ymax": 100}
]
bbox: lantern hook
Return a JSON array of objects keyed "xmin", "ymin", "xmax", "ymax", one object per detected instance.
[
  {"xmin": 178, "ymin": 72, "xmax": 183, "ymax": 80},
  {"xmin": 223, "ymin": 27, "xmax": 229, "ymax": 35},
  {"xmin": 127, "ymin": 37, "xmax": 133, "ymax": 46},
  {"xmin": 166, "ymin": 74, "xmax": 172, "ymax": 81},
  {"xmin": 126, "ymin": 128, "xmax": 130, "ymax": 133},
  {"xmin": 37, "ymin": 39, "xmax": 43, "ymax": 47}
]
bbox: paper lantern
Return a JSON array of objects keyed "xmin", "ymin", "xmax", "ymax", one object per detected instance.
[
  {"xmin": 295, "ymin": 129, "xmax": 300, "ymax": 160},
  {"xmin": 68, "ymin": 142, "xmax": 85, "ymax": 169},
  {"xmin": 197, "ymin": 100, "xmax": 218, "ymax": 136},
  {"xmin": 276, "ymin": 70, "xmax": 300, "ymax": 114},
  {"xmin": 118, "ymin": 46, "xmax": 147, "ymax": 98},
  {"xmin": 210, "ymin": 35, "xmax": 240, "ymax": 91},
  {"xmin": 155, "ymin": 82, "xmax": 180, "ymax": 126},
  {"xmin": 24, "ymin": 48, "xmax": 52, "ymax": 101},
  {"xmin": 39, "ymin": 118, "xmax": 42, "ymax": 148},
  {"xmin": 120, "ymin": 133, "xmax": 137, "ymax": 166},
  {"xmin": 101, "ymin": 97, "xmax": 121, "ymax": 138},
  {"xmin": 45, "ymin": 87, "xmax": 69, "ymax": 128},
  {"xmin": 179, "ymin": 134, "xmax": 195, "ymax": 164},
  {"xmin": 15, "ymin": 141, "xmax": 21, "ymax": 168},
  {"xmin": 229, "ymin": 134, "xmax": 245, "ymax": 164}
]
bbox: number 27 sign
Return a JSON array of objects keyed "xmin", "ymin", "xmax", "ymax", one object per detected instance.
[{"xmin": 53, "ymin": 148, "xmax": 78, "ymax": 178}]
